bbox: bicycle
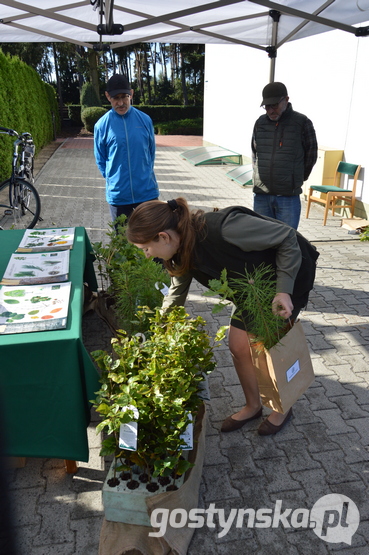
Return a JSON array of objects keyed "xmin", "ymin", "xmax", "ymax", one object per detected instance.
[{"xmin": 0, "ymin": 126, "xmax": 42, "ymax": 230}]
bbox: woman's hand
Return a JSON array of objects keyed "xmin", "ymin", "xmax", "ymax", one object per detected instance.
[{"xmin": 272, "ymin": 293, "xmax": 294, "ymax": 319}]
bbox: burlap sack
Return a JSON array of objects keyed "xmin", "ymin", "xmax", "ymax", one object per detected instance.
[{"xmin": 99, "ymin": 404, "xmax": 206, "ymax": 555}]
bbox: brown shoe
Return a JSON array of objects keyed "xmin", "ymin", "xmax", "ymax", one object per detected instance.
[
  {"xmin": 258, "ymin": 408, "xmax": 293, "ymax": 436},
  {"xmin": 221, "ymin": 407, "xmax": 263, "ymax": 433}
]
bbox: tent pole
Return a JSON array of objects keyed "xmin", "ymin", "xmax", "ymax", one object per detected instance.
[
  {"xmin": 269, "ymin": 57, "xmax": 276, "ymax": 83},
  {"xmin": 268, "ymin": 10, "xmax": 280, "ymax": 83}
]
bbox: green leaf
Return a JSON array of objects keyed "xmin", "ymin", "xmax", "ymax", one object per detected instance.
[
  {"xmin": 176, "ymin": 459, "xmax": 194, "ymax": 476},
  {"xmin": 215, "ymin": 325, "xmax": 229, "ymax": 342},
  {"xmin": 96, "ymin": 420, "xmax": 109, "ymax": 434},
  {"xmin": 99, "ymin": 436, "xmax": 117, "ymax": 456},
  {"xmin": 95, "ymin": 403, "xmax": 111, "ymax": 415}
]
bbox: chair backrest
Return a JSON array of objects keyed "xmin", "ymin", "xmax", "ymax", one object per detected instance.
[{"xmin": 333, "ymin": 162, "xmax": 361, "ymax": 193}]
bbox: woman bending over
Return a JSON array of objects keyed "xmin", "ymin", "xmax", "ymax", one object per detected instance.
[{"xmin": 126, "ymin": 197, "xmax": 318, "ymax": 435}]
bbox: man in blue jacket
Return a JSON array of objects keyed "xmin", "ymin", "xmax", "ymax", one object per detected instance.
[{"xmin": 94, "ymin": 74, "xmax": 159, "ymax": 222}]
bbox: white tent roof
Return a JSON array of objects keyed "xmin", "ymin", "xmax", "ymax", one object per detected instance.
[{"xmin": 1, "ymin": 0, "xmax": 369, "ymax": 51}]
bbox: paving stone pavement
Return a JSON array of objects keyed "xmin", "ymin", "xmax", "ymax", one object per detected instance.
[{"xmin": 5, "ymin": 134, "xmax": 369, "ymax": 555}]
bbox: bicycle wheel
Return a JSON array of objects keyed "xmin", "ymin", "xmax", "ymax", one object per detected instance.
[{"xmin": 0, "ymin": 178, "xmax": 41, "ymax": 229}]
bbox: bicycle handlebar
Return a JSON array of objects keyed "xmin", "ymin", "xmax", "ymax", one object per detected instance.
[
  {"xmin": 0, "ymin": 127, "xmax": 33, "ymax": 143},
  {"xmin": 0, "ymin": 126, "xmax": 18, "ymax": 137}
]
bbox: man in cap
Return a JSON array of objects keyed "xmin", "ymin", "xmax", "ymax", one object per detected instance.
[
  {"xmin": 94, "ymin": 74, "xmax": 159, "ymax": 222},
  {"xmin": 251, "ymin": 82, "xmax": 317, "ymax": 229}
]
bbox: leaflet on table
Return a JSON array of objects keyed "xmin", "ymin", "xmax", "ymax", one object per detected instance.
[
  {"xmin": 1, "ymin": 251, "xmax": 70, "ymax": 285},
  {"xmin": 0, "ymin": 282, "xmax": 71, "ymax": 334},
  {"xmin": 16, "ymin": 228, "xmax": 75, "ymax": 252}
]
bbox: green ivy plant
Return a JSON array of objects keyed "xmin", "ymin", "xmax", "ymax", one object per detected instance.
[
  {"xmin": 92, "ymin": 306, "xmax": 227, "ymax": 485},
  {"xmin": 91, "ymin": 215, "xmax": 170, "ymax": 335},
  {"xmin": 203, "ymin": 264, "xmax": 289, "ymax": 351}
]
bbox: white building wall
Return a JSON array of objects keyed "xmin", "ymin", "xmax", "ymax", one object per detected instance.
[{"xmin": 203, "ymin": 28, "xmax": 369, "ymax": 209}]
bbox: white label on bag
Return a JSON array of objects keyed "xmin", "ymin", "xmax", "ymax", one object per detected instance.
[
  {"xmin": 286, "ymin": 360, "xmax": 301, "ymax": 382},
  {"xmin": 119, "ymin": 405, "xmax": 139, "ymax": 451}
]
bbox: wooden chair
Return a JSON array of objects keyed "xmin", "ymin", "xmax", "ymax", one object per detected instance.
[{"xmin": 305, "ymin": 161, "xmax": 361, "ymax": 225}]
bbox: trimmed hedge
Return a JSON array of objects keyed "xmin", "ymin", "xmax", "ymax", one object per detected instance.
[
  {"xmin": 0, "ymin": 49, "xmax": 59, "ymax": 181},
  {"xmin": 155, "ymin": 118, "xmax": 203, "ymax": 135},
  {"xmin": 80, "ymin": 82, "xmax": 101, "ymax": 109},
  {"xmin": 81, "ymin": 106, "xmax": 107, "ymax": 133},
  {"xmin": 67, "ymin": 104, "xmax": 203, "ymax": 128},
  {"xmin": 134, "ymin": 105, "xmax": 203, "ymax": 123}
]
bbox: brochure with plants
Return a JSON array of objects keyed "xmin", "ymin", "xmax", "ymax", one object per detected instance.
[
  {"xmin": 0, "ymin": 282, "xmax": 71, "ymax": 334},
  {"xmin": 1, "ymin": 251, "xmax": 70, "ymax": 285},
  {"xmin": 16, "ymin": 228, "xmax": 75, "ymax": 252}
]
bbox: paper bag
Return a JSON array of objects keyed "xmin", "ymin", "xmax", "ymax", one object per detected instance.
[
  {"xmin": 341, "ymin": 218, "xmax": 369, "ymax": 232},
  {"xmin": 251, "ymin": 320, "xmax": 315, "ymax": 414}
]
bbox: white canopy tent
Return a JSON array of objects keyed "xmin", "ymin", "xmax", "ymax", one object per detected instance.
[
  {"xmin": 2, "ymin": 1, "xmax": 369, "ymax": 211},
  {"xmin": 1, "ymin": 1, "xmax": 369, "ymax": 79}
]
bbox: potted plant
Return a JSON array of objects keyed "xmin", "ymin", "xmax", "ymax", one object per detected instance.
[
  {"xmin": 90, "ymin": 215, "xmax": 171, "ymax": 336},
  {"xmin": 204, "ymin": 264, "xmax": 289, "ymax": 350},
  {"xmin": 92, "ymin": 305, "xmax": 226, "ymax": 525},
  {"xmin": 204, "ymin": 265, "xmax": 314, "ymax": 414}
]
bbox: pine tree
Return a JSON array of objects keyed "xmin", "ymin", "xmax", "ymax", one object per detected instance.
[{"xmin": 204, "ymin": 265, "xmax": 290, "ymax": 350}]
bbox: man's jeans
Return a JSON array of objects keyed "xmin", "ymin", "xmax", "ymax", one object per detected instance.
[
  {"xmin": 253, "ymin": 194, "xmax": 301, "ymax": 230},
  {"xmin": 109, "ymin": 202, "xmax": 142, "ymax": 222},
  {"xmin": 109, "ymin": 198, "xmax": 159, "ymax": 225}
]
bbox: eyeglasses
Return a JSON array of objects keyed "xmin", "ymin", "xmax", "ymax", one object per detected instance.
[{"xmin": 263, "ymin": 97, "xmax": 285, "ymax": 110}]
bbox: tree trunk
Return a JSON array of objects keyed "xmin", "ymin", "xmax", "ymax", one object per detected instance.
[
  {"xmin": 151, "ymin": 44, "xmax": 157, "ymax": 102},
  {"xmin": 88, "ymin": 50, "xmax": 100, "ymax": 101},
  {"xmin": 180, "ymin": 47, "xmax": 188, "ymax": 106},
  {"xmin": 143, "ymin": 46, "xmax": 152, "ymax": 104},
  {"xmin": 134, "ymin": 48, "xmax": 145, "ymax": 103},
  {"xmin": 52, "ymin": 43, "xmax": 64, "ymax": 123},
  {"xmin": 170, "ymin": 44, "xmax": 177, "ymax": 87},
  {"xmin": 160, "ymin": 44, "xmax": 168, "ymax": 80}
]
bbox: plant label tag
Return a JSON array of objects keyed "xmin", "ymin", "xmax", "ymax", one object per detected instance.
[
  {"xmin": 119, "ymin": 405, "xmax": 139, "ymax": 451},
  {"xmin": 180, "ymin": 413, "xmax": 193, "ymax": 450},
  {"xmin": 286, "ymin": 359, "xmax": 300, "ymax": 383},
  {"xmin": 155, "ymin": 281, "xmax": 169, "ymax": 296}
]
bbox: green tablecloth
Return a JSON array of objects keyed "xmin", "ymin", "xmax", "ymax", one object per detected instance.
[{"xmin": 0, "ymin": 227, "xmax": 100, "ymax": 462}]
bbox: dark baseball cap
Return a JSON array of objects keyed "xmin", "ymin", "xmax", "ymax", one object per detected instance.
[
  {"xmin": 106, "ymin": 74, "xmax": 131, "ymax": 97},
  {"xmin": 260, "ymin": 82, "xmax": 288, "ymax": 106}
]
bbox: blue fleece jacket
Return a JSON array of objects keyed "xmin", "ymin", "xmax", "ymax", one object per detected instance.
[{"xmin": 94, "ymin": 106, "xmax": 159, "ymax": 205}]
